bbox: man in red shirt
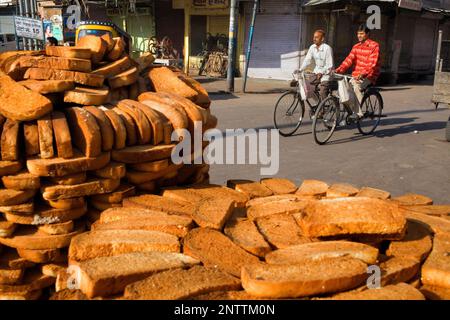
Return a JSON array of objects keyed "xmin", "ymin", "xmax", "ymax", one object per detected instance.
[{"xmin": 335, "ymin": 24, "xmax": 380, "ymax": 119}]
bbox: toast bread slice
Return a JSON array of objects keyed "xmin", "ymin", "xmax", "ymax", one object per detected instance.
[
  {"xmin": 260, "ymin": 178, "xmax": 297, "ymax": 195},
  {"xmin": 224, "ymin": 219, "xmax": 271, "ymax": 258},
  {"xmin": 83, "ymin": 106, "xmax": 114, "ymax": 151},
  {"xmin": 51, "ymin": 111, "xmax": 73, "ymax": 159}
]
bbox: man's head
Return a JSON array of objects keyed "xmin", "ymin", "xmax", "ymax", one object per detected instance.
[
  {"xmin": 357, "ymin": 24, "xmax": 370, "ymax": 43},
  {"xmin": 313, "ymin": 30, "xmax": 325, "ymax": 46},
  {"xmin": 46, "ymin": 37, "xmax": 58, "ymax": 47}
]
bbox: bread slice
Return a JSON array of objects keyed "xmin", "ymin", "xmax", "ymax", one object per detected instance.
[
  {"xmin": 402, "ymin": 205, "xmax": 450, "ymax": 216},
  {"xmin": 177, "ymin": 73, "xmax": 211, "ymax": 108},
  {"xmin": 45, "ymin": 46, "xmax": 91, "ymax": 59},
  {"xmin": 110, "ymin": 106, "xmax": 137, "ymax": 145},
  {"xmin": 126, "ymin": 164, "xmax": 182, "ymax": 184},
  {"xmin": 0, "ymin": 189, "xmax": 35, "ymax": 206},
  {"xmin": 356, "ymin": 187, "xmax": 391, "ymax": 200},
  {"xmin": 0, "ymin": 74, "xmax": 52, "ymax": 121},
  {"xmin": 90, "ymin": 184, "xmax": 135, "ymax": 204},
  {"xmin": 126, "ymin": 101, "xmax": 165, "ymax": 145},
  {"xmin": 24, "ymin": 68, "xmax": 104, "ymax": 87},
  {"xmin": 73, "ymin": 251, "xmax": 200, "ymax": 298},
  {"xmin": 107, "ymin": 37, "xmax": 125, "ymax": 61},
  {"xmin": 0, "ymin": 289, "xmax": 42, "ymax": 300},
  {"xmin": 0, "ymin": 224, "xmax": 84, "ymax": 250},
  {"xmin": 23, "ymin": 123, "xmax": 40, "ymax": 156},
  {"xmin": 246, "ymin": 194, "xmax": 306, "ymax": 208},
  {"xmin": 227, "ymin": 180, "xmax": 273, "ymax": 199},
  {"xmin": 421, "ymin": 234, "xmax": 450, "ymax": 289},
  {"xmin": 117, "ymin": 99, "xmax": 152, "ymax": 144},
  {"xmin": 124, "ymin": 265, "xmax": 241, "ymax": 300},
  {"xmin": 123, "ymin": 194, "xmax": 195, "ymax": 217},
  {"xmin": 193, "ymin": 198, "xmax": 234, "ymax": 230},
  {"xmin": 16, "ymin": 247, "xmax": 64, "ymax": 264},
  {"xmin": 1, "ymin": 119, "xmax": 20, "ymax": 161},
  {"xmin": 266, "ymin": 241, "xmax": 379, "ymax": 265},
  {"xmin": 108, "ymin": 67, "xmax": 138, "ymax": 89},
  {"xmin": 91, "ymin": 55, "xmax": 133, "ymax": 77},
  {"xmin": 97, "ymin": 207, "xmax": 188, "ymax": 224},
  {"xmin": 255, "ymin": 213, "xmax": 311, "ymax": 249},
  {"xmin": 4, "ymin": 205, "xmax": 87, "ymax": 225},
  {"xmin": 387, "ymin": 219, "xmax": 433, "ymax": 262},
  {"xmin": 0, "ymin": 161, "xmax": 24, "ymax": 177},
  {"xmin": 380, "ymin": 256, "xmax": 421, "ymax": 286},
  {"xmin": 147, "ymin": 67, "xmax": 199, "ymax": 101},
  {"xmin": 41, "ymin": 178, "xmax": 120, "ymax": 200},
  {"xmin": 298, "ymin": 197, "xmax": 407, "ymax": 240},
  {"xmin": 140, "ymin": 99, "xmax": 188, "ymax": 132},
  {"xmin": 260, "ymin": 178, "xmax": 297, "ymax": 195},
  {"xmin": 0, "ymin": 267, "xmax": 24, "ymax": 285},
  {"xmin": 65, "ymin": 107, "xmax": 102, "ymax": 158},
  {"xmin": 37, "ymin": 114, "xmax": 54, "ymax": 159},
  {"xmin": 393, "ymin": 193, "xmax": 433, "ymax": 206},
  {"xmin": 130, "ymin": 159, "xmax": 168, "ymax": 172},
  {"xmin": 0, "ymin": 247, "xmax": 35, "ymax": 269},
  {"xmin": 20, "ymin": 79, "xmax": 75, "ymax": 94},
  {"xmin": 326, "ymin": 183, "xmax": 359, "ymax": 198},
  {"xmin": 420, "ymin": 284, "xmax": 450, "ymax": 300},
  {"xmin": 41, "ymin": 263, "xmax": 66, "ymax": 277},
  {"xmin": 247, "ymin": 197, "xmax": 312, "ymax": 220},
  {"xmin": 111, "ymin": 144, "xmax": 174, "ymax": 164},
  {"xmin": 404, "ymin": 211, "xmax": 450, "ymax": 235},
  {"xmin": 0, "ymin": 270, "xmax": 55, "ymax": 293},
  {"xmin": 20, "ymin": 56, "xmax": 92, "ymax": 72},
  {"xmin": 0, "ymin": 219, "xmax": 16, "ymax": 237},
  {"xmin": 64, "ymin": 86, "xmax": 109, "ymax": 105},
  {"xmin": 92, "ymin": 162, "xmax": 126, "ymax": 179},
  {"xmin": 38, "ymin": 221, "xmax": 74, "ymax": 235},
  {"xmin": 98, "ymin": 106, "xmax": 126, "ymax": 149},
  {"xmin": 46, "ymin": 197, "xmax": 86, "ymax": 210},
  {"xmin": 68, "ymin": 229, "xmax": 180, "ymax": 262},
  {"xmin": 242, "ymin": 257, "xmax": 367, "ymax": 298},
  {"xmin": 296, "ymin": 179, "xmax": 329, "ymax": 197},
  {"xmin": 48, "ymin": 172, "xmax": 87, "ymax": 185},
  {"xmin": 51, "ymin": 111, "xmax": 73, "ymax": 159},
  {"xmin": 224, "ymin": 219, "xmax": 271, "ymax": 257},
  {"xmin": 50, "ymin": 289, "xmax": 89, "ymax": 300},
  {"xmin": 330, "ymin": 283, "xmax": 425, "ymax": 300},
  {"xmin": 83, "ymin": 106, "xmax": 114, "ymax": 151},
  {"xmin": 0, "ymin": 202, "xmax": 34, "ymax": 214},
  {"xmin": 89, "ymin": 199, "xmax": 121, "ymax": 211},
  {"xmin": 1, "ymin": 171, "xmax": 40, "ymax": 190},
  {"xmin": 77, "ymin": 35, "xmax": 107, "ymax": 64},
  {"xmin": 183, "ymin": 228, "xmax": 260, "ymax": 277}
]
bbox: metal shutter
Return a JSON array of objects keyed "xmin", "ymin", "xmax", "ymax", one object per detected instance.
[{"xmin": 208, "ymin": 15, "xmax": 229, "ymax": 36}]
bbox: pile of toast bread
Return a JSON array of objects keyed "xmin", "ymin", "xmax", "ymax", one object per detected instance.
[{"xmin": 0, "ymin": 34, "xmax": 216, "ymax": 299}]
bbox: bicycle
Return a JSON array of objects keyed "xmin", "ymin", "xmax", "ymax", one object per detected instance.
[
  {"xmin": 273, "ymin": 71, "xmax": 322, "ymax": 137},
  {"xmin": 312, "ymin": 73, "xmax": 384, "ymax": 145}
]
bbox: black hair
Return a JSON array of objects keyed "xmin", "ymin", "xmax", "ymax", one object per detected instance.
[
  {"xmin": 357, "ymin": 24, "xmax": 370, "ymax": 34},
  {"xmin": 46, "ymin": 37, "xmax": 58, "ymax": 45}
]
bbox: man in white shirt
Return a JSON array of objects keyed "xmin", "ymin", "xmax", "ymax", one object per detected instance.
[{"xmin": 299, "ymin": 30, "xmax": 334, "ymax": 99}]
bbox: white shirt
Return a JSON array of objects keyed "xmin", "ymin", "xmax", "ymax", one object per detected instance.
[{"xmin": 300, "ymin": 43, "xmax": 334, "ymax": 82}]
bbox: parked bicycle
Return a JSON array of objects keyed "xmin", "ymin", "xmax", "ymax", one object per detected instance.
[
  {"xmin": 273, "ymin": 71, "xmax": 321, "ymax": 136},
  {"xmin": 312, "ymin": 73, "xmax": 384, "ymax": 145}
]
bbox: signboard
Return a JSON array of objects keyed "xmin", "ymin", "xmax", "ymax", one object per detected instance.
[
  {"xmin": 14, "ymin": 16, "xmax": 44, "ymax": 40},
  {"xmin": 398, "ymin": 0, "xmax": 423, "ymax": 11},
  {"xmin": 192, "ymin": 0, "xmax": 229, "ymax": 9}
]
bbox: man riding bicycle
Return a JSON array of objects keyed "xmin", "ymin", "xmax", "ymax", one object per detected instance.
[
  {"xmin": 299, "ymin": 29, "xmax": 334, "ymax": 100},
  {"xmin": 335, "ymin": 24, "xmax": 380, "ymax": 121}
]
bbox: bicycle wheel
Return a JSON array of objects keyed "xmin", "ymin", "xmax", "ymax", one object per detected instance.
[
  {"xmin": 312, "ymin": 96, "xmax": 340, "ymax": 145},
  {"xmin": 273, "ymin": 91, "xmax": 305, "ymax": 137},
  {"xmin": 357, "ymin": 91, "xmax": 383, "ymax": 135}
]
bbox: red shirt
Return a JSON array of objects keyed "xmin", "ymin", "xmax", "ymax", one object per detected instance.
[{"xmin": 335, "ymin": 38, "xmax": 380, "ymax": 84}]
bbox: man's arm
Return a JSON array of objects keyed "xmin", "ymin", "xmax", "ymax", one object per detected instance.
[
  {"xmin": 323, "ymin": 45, "xmax": 334, "ymax": 75},
  {"xmin": 335, "ymin": 46, "xmax": 356, "ymax": 74},
  {"xmin": 299, "ymin": 46, "xmax": 313, "ymax": 72},
  {"xmin": 364, "ymin": 43, "xmax": 380, "ymax": 79}
]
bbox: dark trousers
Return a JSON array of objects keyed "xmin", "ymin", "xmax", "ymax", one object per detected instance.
[{"xmin": 319, "ymin": 81, "xmax": 331, "ymax": 100}]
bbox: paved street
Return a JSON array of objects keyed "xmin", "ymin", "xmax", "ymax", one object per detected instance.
[{"xmin": 198, "ymin": 77, "xmax": 450, "ymax": 204}]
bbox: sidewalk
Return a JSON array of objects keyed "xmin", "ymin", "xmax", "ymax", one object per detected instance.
[{"xmin": 193, "ymin": 76, "xmax": 290, "ymax": 95}]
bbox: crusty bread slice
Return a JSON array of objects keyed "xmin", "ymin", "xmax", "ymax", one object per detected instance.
[
  {"xmin": 4, "ymin": 204, "xmax": 87, "ymax": 225},
  {"xmin": 117, "ymin": 99, "xmax": 152, "ymax": 144},
  {"xmin": 107, "ymin": 37, "xmax": 125, "ymax": 61},
  {"xmin": 0, "ymin": 161, "xmax": 22, "ymax": 177},
  {"xmin": 45, "ymin": 46, "xmax": 91, "ymax": 59},
  {"xmin": 77, "ymin": 35, "xmax": 107, "ymax": 64},
  {"xmin": 0, "ymin": 219, "xmax": 16, "ymax": 237},
  {"xmin": 266, "ymin": 241, "xmax": 379, "ymax": 265},
  {"xmin": 92, "ymin": 162, "xmax": 126, "ymax": 179},
  {"xmin": 48, "ymin": 172, "xmax": 87, "ymax": 185},
  {"xmin": 123, "ymin": 194, "xmax": 195, "ymax": 217},
  {"xmin": 255, "ymin": 213, "xmax": 311, "ymax": 249},
  {"xmin": 1, "ymin": 119, "xmax": 20, "ymax": 161},
  {"xmin": 401, "ymin": 205, "xmax": 450, "ymax": 216},
  {"xmin": 126, "ymin": 164, "xmax": 182, "ymax": 185},
  {"xmin": 0, "ymin": 270, "xmax": 55, "ymax": 293},
  {"xmin": 140, "ymin": 99, "xmax": 189, "ymax": 131},
  {"xmin": 124, "ymin": 265, "xmax": 241, "ymax": 300},
  {"xmin": 326, "ymin": 183, "xmax": 359, "ymax": 198},
  {"xmin": 227, "ymin": 180, "xmax": 273, "ymax": 199},
  {"xmin": 126, "ymin": 101, "xmax": 165, "ymax": 145},
  {"xmin": 330, "ymin": 283, "xmax": 425, "ymax": 300},
  {"xmin": 111, "ymin": 144, "xmax": 174, "ymax": 164},
  {"xmin": 392, "ymin": 193, "xmax": 433, "ymax": 206},
  {"xmin": 420, "ymin": 284, "xmax": 450, "ymax": 300},
  {"xmin": 65, "ymin": 107, "xmax": 102, "ymax": 158},
  {"xmin": 387, "ymin": 219, "xmax": 433, "ymax": 262},
  {"xmin": 260, "ymin": 178, "xmax": 297, "ymax": 195},
  {"xmin": 242, "ymin": 257, "xmax": 367, "ymax": 298},
  {"xmin": 90, "ymin": 184, "xmax": 135, "ymax": 204},
  {"xmin": 108, "ymin": 67, "xmax": 138, "ymax": 89},
  {"xmin": 19, "ymin": 80, "xmax": 75, "ymax": 94},
  {"xmin": 64, "ymin": 86, "xmax": 109, "ymax": 105},
  {"xmin": 296, "ymin": 179, "xmax": 329, "ymax": 197},
  {"xmin": 224, "ymin": 219, "xmax": 271, "ymax": 258},
  {"xmin": 298, "ymin": 197, "xmax": 407, "ymax": 240},
  {"xmin": 37, "ymin": 114, "xmax": 54, "ymax": 159},
  {"xmin": 68, "ymin": 229, "xmax": 180, "ymax": 262},
  {"xmin": 97, "ymin": 207, "xmax": 190, "ymax": 225},
  {"xmin": 23, "ymin": 123, "xmax": 39, "ymax": 156},
  {"xmin": 421, "ymin": 234, "xmax": 450, "ymax": 289},
  {"xmin": 19, "ymin": 56, "xmax": 91, "ymax": 72},
  {"xmin": 98, "ymin": 106, "xmax": 126, "ymax": 150},
  {"xmin": 246, "ymin": 194, "xmax": 308, "ymax": 208},
  {"xmin": 193, "ymin": 198, "xmax": 234, "ymax": 230},
  {"xmin": 83, "ymin": 106, "xmax": 114, "ymax": 151},
  {"xmin": 0, "ymin": 247, "xmax": 35, "ymax": 269},
  {"xmin": 51, "ymin": 111, "xmax": 73, "ymax": 159},
  {"xmin": 0, "ymin": 202, "xmax": 34, "ymax": 214},
  {"xmin": 177, "ymin": 73, "xmax": 211, "ymax": 108},
  {"xmin": 38, "ymin": 221, "xmax": 74, "ymax": 235},
  {"xmin": 101, "ymin": 33, "xmax": 115, "ymax": 52},
  {"xmin": 24, "ymin": 68, "xmax": 104, "ymax": 87},
  {"xmin": 1, "ymin": 171, "xmax": 40, "ymax": 190},
  {"xmin": 380, "ymin": 256, "xmax": 421, "ymax": 286},
  {"xmin": 356, "ymin": 186, "xmax": 391, "ymax": 200},
  {"xmin": 404, "ymin": 211, "xmax": 450, "ymax": 235},
  {"xmin": 41, "ymin": 263, "xmax": 66, "ymax": 277},
  {"xmin": 0, "ymin": 189, "xmax": 35, "ymax": 206},
  {"xmin": 41, "ymin": 178, "xmax": 120, "ymax": 200},
  {"xmin": 91, "ymin": 55, "xmax": 133, "ymax": 77},
  {"xmin": 72, "ymin": 251, "xmax": 200, "ymax": 298},
  {"xmin": 0, "ymin": 267, "xmax": 23, "ymax": 285},
  {"xmin": 183, "ymin": 228, "xmax": 260, "ymax": 277},
  {"xmin": 130, "ymin": 159, "xmax": 168, "ymax": 172},
  {"xmin": 0, "ymin": 289, "xmax": 42, "ymax": 300},
  {"xmin": 110, "ymin": 106, "xmax": 137, "ymax": 145},
  {"xmin": 247, "ymin": 197, "xmax": 312, "ymax": 220},
  {"xmin": 147, "ymin": 67, "xmax": 199, "ymax": 101},
  {"xmin": 49, "ymin": 289, "xmax": 89, "ymax": 300},
  {"xmin": 46, "ymin": 197, "xmax": 85, "ymax": 210}
]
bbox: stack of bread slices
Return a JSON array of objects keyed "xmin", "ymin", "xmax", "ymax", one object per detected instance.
[
  {"xmin": 0, "ymin": 35, "xmax": 216, "ymax": 299},
  {"xmin": 44, "ymin": 178, "xmax": 449, "ymax": 300}
]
